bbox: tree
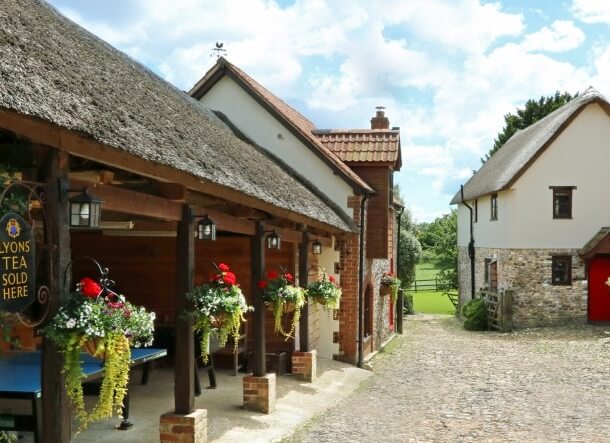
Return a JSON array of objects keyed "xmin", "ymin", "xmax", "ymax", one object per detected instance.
[
  {"xmin": 416, "ymin": 210, "xmax": 457, "ymax": 289},
  {"xmin": 397, "ymin": 208, "xmax": 421, "ymax": 289},
  {"xmin": 481, "ymin": 91, "xmax": 576, "ymax": 163}
]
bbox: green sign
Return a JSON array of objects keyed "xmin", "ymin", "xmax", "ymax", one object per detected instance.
[{"xmin": 0, "ymin": 212, "xmax": 36, "ymax": 312}]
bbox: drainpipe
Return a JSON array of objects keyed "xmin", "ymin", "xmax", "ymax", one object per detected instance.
[
  {"xmin": 460, "ymin": 185, "xmax": 475, "ymax": 300},
  {"xmin": 357, "ymin": 194, "xmax": 368, "ymax": 368}
]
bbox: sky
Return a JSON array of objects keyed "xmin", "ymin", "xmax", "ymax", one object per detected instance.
[{"xmin": 46, "ymin": 0, "xmax": 610, "ymax": 222}]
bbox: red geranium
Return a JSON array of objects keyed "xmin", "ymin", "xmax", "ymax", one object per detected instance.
[
  {"xmin": 258, "ymin": 280, "xmax": 268, "ymax": 289},
  {"xmin": 268, "ymin": 270, "xmax": 279, "ymax": 280},
  {"xmin": 218, "ymin": 263, "xmax": 230, "ymax": 272},
  {"xmin": 284, "ymin": 273, "xmax": 294, "ymax": 283},
  {"xmin": 223, "ymin": 272, "xmax": 237, "ymax": 286},
  {"xmin": 329, "ymin": 275, "xmax": 335, "ymax": 283},
  {"xmin": 80, "ymin": 277, "xmax": 102, "ymax": 299}
]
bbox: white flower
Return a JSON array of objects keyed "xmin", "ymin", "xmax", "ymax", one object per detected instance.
[{"xmin": 66, "ymin": 318, "xmax": 76, "ymax": 329}]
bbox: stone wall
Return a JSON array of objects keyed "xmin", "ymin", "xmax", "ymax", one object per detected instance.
[{"xmin": 458, "ymin": 246, "xmax": 587, "ymax": 328}]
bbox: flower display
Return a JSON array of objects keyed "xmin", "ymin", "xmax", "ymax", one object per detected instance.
[
  {"xmin": 187, "ymin": 263, "xmax": 252, "ymax": 363},
  {"xmin": 43, "ymin": 277, "xmax": 155, "ymax": 431},
  {"xmin": 380, "ymin": 271, "xmax": 402, "ymax": 302},
  {"xmin": 307, "ymin": 273, "xmax": 341, "ymax": 309},
  {"xmin": 259, "ymin": 269, "xmax": 306, "ymax": 339}
]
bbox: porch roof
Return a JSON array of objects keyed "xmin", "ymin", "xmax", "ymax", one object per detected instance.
[
  {"xmin": 579, "ymin": 227, "xmax": 610, "ymax": 259},
  {"xmin": 0, "ymin": 0, "xmax": 355, "ymax": 233}
]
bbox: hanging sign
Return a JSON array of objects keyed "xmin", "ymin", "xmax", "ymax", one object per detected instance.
[{"xmin": 0, "ymin": 212, "xmax": 36, "ymax": 312}]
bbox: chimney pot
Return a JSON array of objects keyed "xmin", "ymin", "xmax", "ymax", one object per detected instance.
[{"xmin": 371, "ymin": 106, "xmax": 390, "ymax": 130}]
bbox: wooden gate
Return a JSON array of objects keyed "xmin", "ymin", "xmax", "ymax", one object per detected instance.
[{"xmin": 485, "ymin": 289, "xmax": 513, "ymax": 332}]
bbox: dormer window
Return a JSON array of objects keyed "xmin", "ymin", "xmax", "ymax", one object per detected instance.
[{"xmin": 550, "ymin": 186, "xmax": 575, "ymax": 219}]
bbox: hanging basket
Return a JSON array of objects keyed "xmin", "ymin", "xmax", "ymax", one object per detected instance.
[
  {"xmin": 82, "ymin": 338, "xmax": 105, "ymax": 359},
  {"xmin": 210, "ymin": 312, "xmax": 228, "ymax": 329},
  {"xmin": 380, "ymin": 285, "xmax": 392, "ymax": 297}
]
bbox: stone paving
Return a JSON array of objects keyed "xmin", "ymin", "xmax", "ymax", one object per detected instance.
[{"xmin": 287, "ymin": 314, "xmax": 610, "ymax": 443}]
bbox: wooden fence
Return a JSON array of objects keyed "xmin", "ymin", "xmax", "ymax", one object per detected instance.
[
  {"xmin": 408, "ymin": 278, "xmax": 442, "ymax": 292},
  {"xmin": 483, "ymin": 289, "xmax": 513, "ymax": 332}
]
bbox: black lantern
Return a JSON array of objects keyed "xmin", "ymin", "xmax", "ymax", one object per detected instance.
[
  {"xmin": 312, "ymin": 239, "xmax": 322, "ymax": 255},
  {"xmin": 196, "ymin": 215, "xmax": 216, "ymax": 241},
  {"xmin": 267, "ymin": 230, "xmax": 281, "ymax": 250},
  {"xmin": 69, "ymin": 190, "xmax": 103, "ymax": 228}
]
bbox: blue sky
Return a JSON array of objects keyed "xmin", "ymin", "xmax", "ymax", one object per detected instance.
[{"xmin": 47, "ymin": 0, "xmax": 610, "ymax": 222}]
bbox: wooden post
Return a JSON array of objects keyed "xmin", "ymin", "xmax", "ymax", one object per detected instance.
[
  {"xmin": 396, "ymin": 288, "xmax": 403, "ymax": 334},
  {"xmin": 502, "ymin": 290, "xmax": 514, "ymax": 332},
  {"xmin": 41, "ymin": 149, "xmax": 71, "ymax": 443},
  {"xmin": 174, "ymin": 204, "xmax": 195, "ymax": 414},
  {"xmin": 251, "ymin": 221, "xmax": 266, "ymax": 376},
  {"xmin": 298, "ymin": 232, "xmax": 309, "ymax": 352}
]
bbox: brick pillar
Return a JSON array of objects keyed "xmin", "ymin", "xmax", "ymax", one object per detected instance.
[
  {"xmin": 336, "ymin": 194, "xmax": 363, "ymax": 365},
  {"xmin": 243, "ymin": 373, "xmax": 276, "ymax": 414},
  {"xmin": 292, "ymin": 349, "xmax": 317, "ymax": 382},
  {"xmin": 160, "ymin": 409, "xmax": 207, "ymax": 443}
]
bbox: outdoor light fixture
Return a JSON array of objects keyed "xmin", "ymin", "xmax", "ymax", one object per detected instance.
[
  {"xmin": 312, "ymin": 239, "xmax": 322, "ymax": 255},
  {"xmin": 267, "ymin": 230, "xmax": 281, "ymax": 250},
  {"xmin": 69, "ymin": 190, "xmax": 103, "ymax": 228},
  {"xmin": 196, "ymin": 215, "xmax": 216, "ymax": 241}
]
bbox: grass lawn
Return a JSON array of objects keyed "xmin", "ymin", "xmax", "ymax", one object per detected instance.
[
  {"xmin": 410, "ymin": 289, "xmax": 456, "ymax": 315},
  {"xmin": 409, "ymin": 260, "xmax": 456, "ymax": 315}
]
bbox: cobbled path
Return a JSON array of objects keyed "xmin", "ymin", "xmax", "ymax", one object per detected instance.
[{"xmin": 288, "ymin": 314, "xmax": 610, "ymax": 443}]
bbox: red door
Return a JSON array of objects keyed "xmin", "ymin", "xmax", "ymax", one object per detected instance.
[{"xmin": 588, "ymin": 256, "xmax": 610, "ymax": 321}]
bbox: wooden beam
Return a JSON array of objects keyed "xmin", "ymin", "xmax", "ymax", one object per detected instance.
[
  {"xmin": 251, "ymin": 221, "xmax": 266, "ymax": 376},
  {"xmin": 42, "ymin": 149, "xmax": 71, "ymax": 443},
  {"xmin": 174, "ymin": 204, "xmax": 195, "ymax": 414},
  {"xmin": 310, "ymin": 234, "xmax": 332, "ymax": 248},
  {"xmin": 199, "ymin": 208, "xmax": 255, "ymax": 236},
  {"xmin": 70, "ymin": 179, "xmax": 183, "ymax": 221},
  {"xmin": 0, "ymin": 110, "xmax": 349, "ymax": 235},
  {"xmin": 273, "ymin": 226, "xmax": 303, "ymax": 244},
  {"xmin": 298, "ymin": 232, "xmax": 309, "ymax": 352},
  {"xmin": 155, "ymin": 182, "xmax": 187, "ymax": 201}
]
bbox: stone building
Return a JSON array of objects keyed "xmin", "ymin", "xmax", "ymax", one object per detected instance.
[{"xmin": 452, "ymin": 88, "xmax": 610, "ymax": 327}]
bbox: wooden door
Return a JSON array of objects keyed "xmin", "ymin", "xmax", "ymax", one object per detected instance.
[{"xmin": 588, "ymin": 256, "xmax": 610, "ymax": 321}]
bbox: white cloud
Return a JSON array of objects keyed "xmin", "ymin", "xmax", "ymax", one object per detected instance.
[
  {"xmin": 572, "ymin": 0, "xmax": 610, "ymax": 25},
  {"xmin": 521, "ymin": 20, "xmax": 586, "ymax": 52}
]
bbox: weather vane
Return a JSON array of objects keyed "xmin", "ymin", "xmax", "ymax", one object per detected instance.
[{"xmin": 211, "ymin": 42, "xmax": 227, "ymax": 59}]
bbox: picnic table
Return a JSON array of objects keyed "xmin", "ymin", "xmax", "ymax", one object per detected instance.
[{"xmin": 0, "ymin": 347, "xmax": 167, "ymax": 442}]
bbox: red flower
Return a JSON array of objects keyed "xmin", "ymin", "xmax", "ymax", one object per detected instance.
[
  {"xmin": 209, "ymin": 272, "xmax": 217, "ymax": 282},
  {"xmin": 329, "ymin": 275, "xmax": 335, "ymax": 283},
  {"xmin": 284, "ymin": 273, "xmax": 294, "ymax": 283},
  {"xmin": 258, "ymin": 280, "xmax": 268, "ymax": 289},
  {"xmin": 223, "ymin": 272, "xmax": 237, "ymax": 286},
  {"xmin": 80, "ymin": 277, "xmax": 102, "ymax": 299},
  {"xmin": 268, "ymin": 270, "xmax": 279, "ymax": 280},
  {"xmin": 218, "ymin": 263, "xmax": 230, "ymax": 272}
]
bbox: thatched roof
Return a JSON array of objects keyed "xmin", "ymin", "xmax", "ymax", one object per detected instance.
[
  {"xmin": 0, "ymin": 0, "xmax": 355, "ymax": 232},
  {"xmin": 451, "ymin": 88, "xmax": 609, "ymax": 205}
]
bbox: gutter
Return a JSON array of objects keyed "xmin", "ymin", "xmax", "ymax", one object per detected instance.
[
  {"xmin": 460, "ymin": 185, "xmax": 476, "ymax": 300},
  {"xmin": 357, "ymin": 194, "xmax": 368, "ymax": 368}
]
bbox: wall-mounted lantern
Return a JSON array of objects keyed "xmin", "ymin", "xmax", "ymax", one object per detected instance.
[
  {"xmin": 267, "ymin": 230, "xmax": 281, "ymax": 250},
  {"xmin": 196, "ymin": 215, "xmax": 216, "ymax": 241},
  {"xmin": 69, "ymin": 190, "xmax": 103, "ymax": 228},
  {"xmin": 312, "ymin": 239, "xmax": 322, "ymax": 255}
]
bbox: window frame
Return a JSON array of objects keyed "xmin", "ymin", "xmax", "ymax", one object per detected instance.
[
  {"xmin": 549, "ymin": 186, "xmax": 576, "ymax": 219},
  {"xmin": 551, "ymin": 255, "xmax": 572, "ymax": 286},
  {"xmin": 490, "ymin": 194, "xmax": 498, "ymax": 221}
]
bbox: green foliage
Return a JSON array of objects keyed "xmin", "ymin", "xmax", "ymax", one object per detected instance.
[
  {"xmin": 307, "ymin": 274, "xmax": 341, "ymax": 309},
  {"xmin": 0, "ymin": 164, "xmax": 28, "ymax": 216},
  {"xmin": 0, "ymin": 431, "xmax": 17, "ymax": 442},
  {"xmin": 482, "ymin": 91, "xmax": 576, "ymax": 163},
  {"xmin": 462, "ymin": 298, "xmax": 488, "ymax": 331},
  {"xmin": 416, "ymin": 210, "xmax": 457, "ymax": 290},
  {"xmin": 396, "ymin": 207, "xmax": 421, "ymax": 289},
  {"xmin": 259, "ymin": 270, "xmax": 306, "ymax": 339}
]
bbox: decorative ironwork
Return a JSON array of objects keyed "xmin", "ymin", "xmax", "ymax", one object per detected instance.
[
  {"xmin": 63, "ymin": 256, "xmax": 116, "ymax": 296},
  {"xmin": 0, "ymin": 180, "xmax": 54, "ymax": 327}
]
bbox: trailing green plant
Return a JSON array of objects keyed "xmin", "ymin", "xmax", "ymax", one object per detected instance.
[
  {"xmin": 462, "ymin": 298, "xmax": 488, "ymax": 331},
  {"xmin": 42, "ymin": 278, "xmax": 155, "ymax": 431},
  {"xmin": 381, "ymin": 272, "xmax": 401, "ymax": 304},
  {"xmin": 307, "ymin": 273, "xmax": 341, "ymax": 309},
  {"xmin": 187, "ymin": 263, "xmax": 252, "ymax": 363},
  {"xmin": 0, "ymin": 430, "xmax": 17, "ymax": 443},
  {"xmin": 259, "ymin": 270, "xmax": 306, "ymax": 339},
  {"xmin": 0, "ymin": 164, "xmax": 28, "ymax": 216}
]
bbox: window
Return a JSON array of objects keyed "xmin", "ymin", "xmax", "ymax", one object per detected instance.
[
  {"xmin": 490, "ymin": 194, "xmax": 498, "ymax": 220},
  {"xmin": 551, "ymin": 256, "xmax": 572, "ymax": 286},
  {"xmin": 474, "ymin": 199, "xmax": 478, "ymax": 223},
  {"xmin": 550, "ymin": 186, "xmax": 575, "ymax": 219}
]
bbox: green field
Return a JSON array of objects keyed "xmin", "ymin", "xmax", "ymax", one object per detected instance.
[{"xmin": 408, "ymin": 260, "xmax": 456, "ymax": 314}]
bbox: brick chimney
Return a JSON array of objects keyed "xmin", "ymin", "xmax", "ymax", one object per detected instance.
[{"xmin": 370, "ymin": 106, "xmax": 389, "ymax": 129}]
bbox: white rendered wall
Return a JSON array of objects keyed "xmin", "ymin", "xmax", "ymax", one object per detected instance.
[
  {"xmin": 316, "ymin": 238, "xmax": 340, "ymax": 359},
  {"xmin": 198, "ymin": 76, "xmax": 354, "ymax": 215},
  {"xmin": 459, "ymin": 103, "xmax": 610, "ymax": 249}
]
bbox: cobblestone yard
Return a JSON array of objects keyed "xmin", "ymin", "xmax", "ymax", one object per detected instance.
[{"xmin": 288, "ymin": 314, "xmax": 610, "ymax": 442}]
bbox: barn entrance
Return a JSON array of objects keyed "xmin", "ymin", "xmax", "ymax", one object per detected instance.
[{"xmin": 587, "ymin": 255, "xmax": 610, "ymax": 322}]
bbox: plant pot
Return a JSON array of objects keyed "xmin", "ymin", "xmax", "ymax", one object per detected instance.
[
  {"xmin": 380, "ymin": 285, "xmax": 391, "ymax": 297},
  {"xmin": 210, "ymin": 312, "xmax": 227, "ymax": 329},
  {"xmin": 282, "ymin": 302, "xmax": 296, "ymax": 313}
]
